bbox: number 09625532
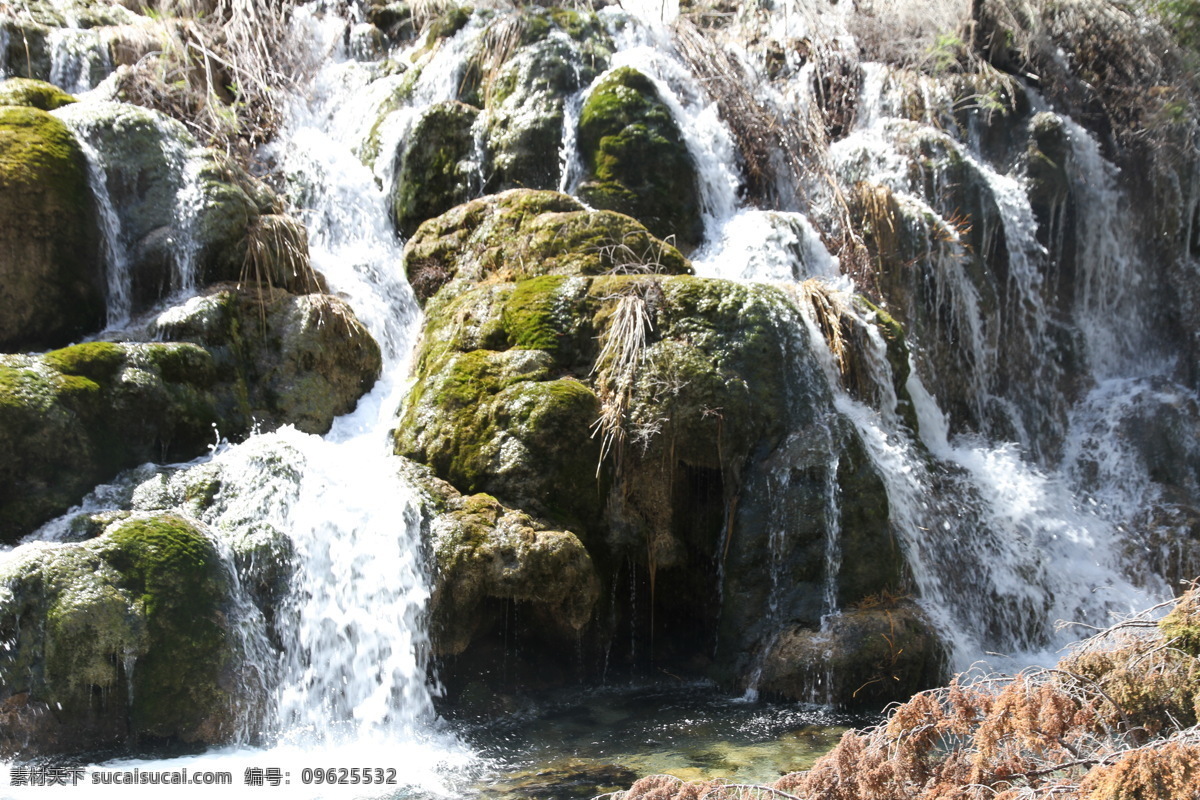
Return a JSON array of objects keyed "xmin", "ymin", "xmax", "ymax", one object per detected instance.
[{"xmin": 300, "ymin": 767, "xmax": 397, "ymax": 785}]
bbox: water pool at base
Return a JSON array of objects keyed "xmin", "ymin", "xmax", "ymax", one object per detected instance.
[{"xmin": 454, "ymin": 685, "xmax": 861, "ymax": 799}]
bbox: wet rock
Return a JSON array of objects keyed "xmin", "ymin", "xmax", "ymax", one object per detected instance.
[
  {"xmin": 151, "ymin": 285, "xmax": 383, "ymax": 436},
  {"xmin": 576, "ymin": 66, "xmax": 703, "ymax": 251},
  {"xmin": 0, "ymin": 512, "xmax": 248, "ymax": 756},
  {"xmin": 0, "ymin": 105, "xmax": 104, "ymax": 351},
  {"xmin": 0, "ymin": 287, "xmax": 379, "ymax": 543},
  {"xmin": 53, "ymin": 101, "xmax": 308, "ymax": 313},
  {"xmin": 481, "ymin": 14, "xmax": 610, "ymax": 193},
  {"xmin": 391, "ymin": 99, "xmax": 480, "ymax": 238},
  {"xmin": 757, "ymin": 600, "xmax": 946, "ymax": 706}
]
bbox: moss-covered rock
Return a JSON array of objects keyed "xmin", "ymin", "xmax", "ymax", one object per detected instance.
[
  {"xmin": 757, "ymin": 600, "xmax": 946, "ymax": 706},
  {"xmin": 428, "ymin": 489, "xmax": 600, "ymax": 656},
  {"xmin": 0, "ymin": 344, "xmax": 221, "ymax": 542},
  {"xmin": 482, "ymin": 20, "xmax": 609, "ymax": 193},
  {"xmin": 153, "ymin": 285, "xmax": 382, "ymax": 436},
  {"xmin": 403, "ymin": 188, "xmax": 691, "ymax": 303},
  {"xmin": 0, "ymin": 286, "xmax": 379, "ymax": 543},
  {"xmin": 391, "ymin": 100, "xmax": 480, "ymax": 238},
  {"xmin": 0, "ymin": 105, "xmax": 104, "ymax": 351},
  {"xmin": 0, "ymin": 513, "xmax": 244, "ymax": 756},
  {"xmin": 0, "ymin": 77, "xmax": 77, "ymax": 110},
  {"xmin": 576, "ymin": 67, "xmax": 704, "ymax": 251}
]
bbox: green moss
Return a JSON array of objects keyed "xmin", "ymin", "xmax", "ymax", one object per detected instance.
[
  {"xmin": 43, "ymin": 341, "xmax": 125, "ymax": 382},
  {"xmin": 141, "ymin": 342, "xmax": 217, "ymax": 387},
  {"xmin": 392, "ymin": 100, "xmax": 479, "ymax": 238},
  {"xmin": 0, "ymin": 106, "xmax": 87, "ymax": 196},
  {"xmin": 94, "ymin": 514, "xmax": 231, "ymax": 738},
  {"xmin": 434, "ymin": 348, "xmax": 552, "ymax": 410},
  {"xmin": 502, "ymin": 275, "xmax": 569, "ymax": 352},
  {"xmin": 0, "ymin": 365, "xmax": 53, "ymax": 411},
  {"xmin": 0, "ymin": 77, "xmax": 76, "ymax": 110},
  {"xmin": 426, "ymin": 5, "xmax": 472, "ymax": 43},
  {"xmin": 576, "ymin": 67, "xmax": 702, "ymax": 249}
]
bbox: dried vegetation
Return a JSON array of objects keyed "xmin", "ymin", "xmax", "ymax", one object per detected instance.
[
  {"xmin": 604, "ymin": 585, "xmax": 1200, "ymax": 800},
  {"xmin": 116, "ymin": 0, "xmax": 310, "ymax": 159}
]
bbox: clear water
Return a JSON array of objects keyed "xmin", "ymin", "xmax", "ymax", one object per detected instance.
[{"xmin": 462, "ymin": 685, "xmax": 854, "ymax": 799}]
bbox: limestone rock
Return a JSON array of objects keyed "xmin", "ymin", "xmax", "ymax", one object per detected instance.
[
  {"xmin": 0, "ymin": 513, "xmax": 247, "ymax": 756},
  {"xmin": 0, "ymin": 105, "xmax": 103, "ymax": 350}
]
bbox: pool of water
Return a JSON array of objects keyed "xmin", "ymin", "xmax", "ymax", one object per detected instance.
[{"xmin": 454, "ymin": 684, "xmax": 863, "ymax": 799}]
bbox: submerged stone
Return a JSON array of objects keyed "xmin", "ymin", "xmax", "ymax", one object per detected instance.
[{"xmin": 757, "ymin": 600, "xmax": 946, "ymax": 706}]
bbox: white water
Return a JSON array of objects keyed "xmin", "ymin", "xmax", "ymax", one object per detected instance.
[{"xmin": 3, "ymin": 7, "xmax": 481, "ymax": 798}]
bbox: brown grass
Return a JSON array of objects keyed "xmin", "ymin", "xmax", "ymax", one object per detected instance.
[{"xmin": 761, "ymin": 586, "xmax": 1200, "ymax": 800}]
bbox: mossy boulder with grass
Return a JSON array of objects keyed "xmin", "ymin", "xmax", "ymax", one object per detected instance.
[
  {"xmin": 403, "ymin": 188, "xmax": 690, "ymax": 303},
  {"xmin": 0, "ymin": 78, "xmax": 77, "ymax": 110},
  {"xmin": 391, "ymin": 100, "xmax": 480, "ymax": 238},
  {"xmin": 0, "ymin": 513, "xmax": 246, "ymax": 757},
  {"xmin": 0, "ymin": 105, "xmax": 104, "ymax": 351},
  {"xmin": 576, "ymin": 66, "xmax": 704, "ymax": 251},
  {"xmin": 397, "ymin": 195, "xmax": 928, "ymax": 691}
]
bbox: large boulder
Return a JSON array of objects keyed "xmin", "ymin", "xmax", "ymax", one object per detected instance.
[
  {"xmin": 576, "ymin": 66, "xmax": 704, "ymax": 251},
  {"xmin": 0, "ymin": 105, "xmax": 104, "ymax": 350},
  {"xmin": 756, "ymin": 601, "xmax": 947, "ymax": 707},
  {"xmin": 53, "ymin": 101, "xmax": 307, "ymax": 316},
  {"xmin": 402, "ymin": 188, "xmax": 691, "ymax": 303},
  {"xmin": 480, "ymin": 9, "xmax": 610, "ymax": 193},
  {"xmin": 0, "ymin": 513, "xmax": 249, "ymax": 756},
  {"xmin": 152, "ymin": 285, "xmax": 383, "ymax": 436},
  {"xmin": 396, "ymin": 191, "xmax": 939, "ymax": 696},
  {"xmin": 0, "ymin": 287, "xmax": 381, "ymax": 543}
]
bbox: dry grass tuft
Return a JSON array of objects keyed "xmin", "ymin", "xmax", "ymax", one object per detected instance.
[
  {"xmin": 792, "ymin": 279, "xmax": 851, "ymax": 375},
  {"xmin": 762, "ymin": 585, "xmax": 1200, "ymax": 800},
  {"xmin": 591, "ymin": 285, "xmax": 656, "ymax": 475},
  {"xmin": 117, "ymin": 0, "xmax": 309, "ymax": 160},
  {"xmin": 239, "ymin": 213, "xmax": 321, "ymax": 325}
]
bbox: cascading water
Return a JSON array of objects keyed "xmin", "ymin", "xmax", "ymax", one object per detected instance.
[{"xmin": 591, "ymin": 5, "xmax": 1174, "ymax": 670}]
